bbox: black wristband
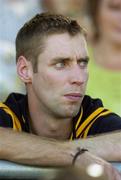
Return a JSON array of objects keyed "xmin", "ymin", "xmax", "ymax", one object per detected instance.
[{"xmin": 72, "ymin": 147, "xmax": 88, "ymax": 165}]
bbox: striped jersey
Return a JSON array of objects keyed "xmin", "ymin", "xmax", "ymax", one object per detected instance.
[{"xmin": 0, "ymin": 93, "xmax": 121, "ymax": 139}]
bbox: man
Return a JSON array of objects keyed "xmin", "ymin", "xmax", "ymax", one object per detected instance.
[{"xmin": 0, "ymin": 12, "xmax": 121, "ymax": 179}]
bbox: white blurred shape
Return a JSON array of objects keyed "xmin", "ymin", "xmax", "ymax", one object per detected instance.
[
  {"xmin": 0, "ymin": 40, "xmax": 15, "ymax": 54},
  {"xmin": 7, "ymin": 0, "xmax": 38, "ymax": 16},
  {"xmin": 86, "ymin": 163, "xmax": 104, "ymax": 177}
]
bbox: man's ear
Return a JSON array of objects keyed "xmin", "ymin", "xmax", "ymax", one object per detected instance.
[{"xmin": 17, "ymin": 56, "xmax": 33, "ymax": 83}]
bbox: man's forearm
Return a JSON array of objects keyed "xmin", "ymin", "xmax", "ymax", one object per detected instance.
[
  {"xmin": 1, "ymin": 128, "xmax": 121, "ymax": 179},
  {"xmin": 0, "ymin": 127, "xmax": 74, "ymax": 166},
  {"xmin": 71, "ymin": 130, "xmax": 121, "ymax": 161},
  {"xmin": 1, "ymin": 128, "xmax": 121, "ymax": 164}
]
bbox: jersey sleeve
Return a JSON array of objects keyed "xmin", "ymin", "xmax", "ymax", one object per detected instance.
[
  {"xmin": 88, "ymin": 113, "xmax": 121, "ymax": 136},
  {"xmin": 0, "ymin": 109, "xmax": 13, "ymax": 128},
  {"xmin": 77, "ymin": 95, "xmax": 121, "ymax": 138}
]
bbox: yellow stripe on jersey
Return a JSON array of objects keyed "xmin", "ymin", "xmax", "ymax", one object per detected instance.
[
  {"xmin": 75, "ymin": 107, "xmax": 83, "ymax": 130},
  {"xmin": 76, "ymin": 107, "xmax": 105, "ymax": 137},
  {"xmin": 82, "ymin": 110, "xmax": 111, "ymax": 138},
  {"xmin": 69, "ymin": 133, "xmax": 73, "ymax": 140},
  {"xmin": 69, "ymin": 106, "xmax": 83, "ymax": 140},
  {"xmin": 0, "ymin": 102, "xmax": 22, "ymax": 131}
]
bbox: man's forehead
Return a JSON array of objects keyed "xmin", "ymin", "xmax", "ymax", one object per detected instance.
[
  {"xmin": 42, "ymin": 33, "xmax": 88, "ymax": 59},
  {"xmin": 45, "ymin": 32, "xmax": 86, "ymax": 45}
]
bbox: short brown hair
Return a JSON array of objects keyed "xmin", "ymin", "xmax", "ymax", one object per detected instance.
[{"xmin": 16, "ymin": 12, "xmax": 85, "ymax": 71}]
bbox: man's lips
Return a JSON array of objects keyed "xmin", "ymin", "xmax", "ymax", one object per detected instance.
[{"xmin": 64, "ymin": 93, "xmax": 83, "ymax": 101}]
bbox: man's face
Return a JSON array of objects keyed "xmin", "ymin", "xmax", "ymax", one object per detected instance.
[{"xmin": 31, "ymin": 33, "xmax": 89, "ymax": 119}]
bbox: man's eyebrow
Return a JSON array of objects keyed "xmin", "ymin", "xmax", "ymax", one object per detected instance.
[
  {"xmin": 77, "ymin": 56, "xmax": 90, "ymax": 62},
  {"xmin": 52, "ymin": 56, "xmax": 90, "ymax": 62},
  {"xmin": 51, "ymin": 57, "xmax": 71, "ymax": 63}
]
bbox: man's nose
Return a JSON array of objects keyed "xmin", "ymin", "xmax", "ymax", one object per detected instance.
[{"xmin": 69, "ymin": 65, "xmax": 87, "ymax": 86}]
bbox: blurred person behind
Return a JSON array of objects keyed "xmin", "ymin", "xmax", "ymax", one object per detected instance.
[
  {"xmin": 41, "ymin": 0, "xmax": 87, "ymax": 28},
  {"xmin": 85, "ymin": 0, "xmax": 121, "ymax": 116}
]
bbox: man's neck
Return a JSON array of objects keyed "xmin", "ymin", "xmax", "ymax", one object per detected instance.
[{"xmin": 27, "ymin": 91, "xmax": 72, "ymax": 140}]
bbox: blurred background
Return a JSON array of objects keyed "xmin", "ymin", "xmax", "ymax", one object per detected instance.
[
  {"xmin": 0, "ymin": 0, "xmax": 121, "ymax": 116},
  {"xmin": 0, "ymin": 0, "xmax": 42, "ymax": 100}
]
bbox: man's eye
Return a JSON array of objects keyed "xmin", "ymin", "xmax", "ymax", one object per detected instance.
[
  {"xmin": 55, "ymin": 62, "xmax": 65, "ymax": 69},
  {"xmin": 78, "ymin": 60, "xmax": 88, "ymax": 68}
]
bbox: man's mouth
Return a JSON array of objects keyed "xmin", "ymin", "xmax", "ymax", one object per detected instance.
[{"xmin": 64, "ymin": 93, "xmax": 83, "ymax": 101}]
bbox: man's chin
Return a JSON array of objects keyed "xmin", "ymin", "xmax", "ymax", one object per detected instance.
[
  {"xmin": 63, "ymin": 107, "xmax": 80, "ymax": 118},
  {"xmin": 54, "ymin": 102, "xmax": 81, "ymax": 118}
]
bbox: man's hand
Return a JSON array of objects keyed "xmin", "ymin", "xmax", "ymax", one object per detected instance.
[{"xmin": 73, "ymin": 150, "xmax": 121, "ymax": 180}]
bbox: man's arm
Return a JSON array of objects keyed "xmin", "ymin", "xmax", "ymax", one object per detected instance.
[
  {"xmin": 1, "ymin": 127, "xmax": 121, "ymax": 163},
  {"xmin": 0, "ymin": 127, "xmax": 74, "ymax": 166},
  {"xmin": 0, "ymin": 128, "xmax": 121, "ymax": 180},
  {"xmin": 70, "ymin": 130, "xmax": 121, "ymax": 161}
]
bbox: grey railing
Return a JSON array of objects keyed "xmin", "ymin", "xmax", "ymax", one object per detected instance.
[
  {"xmin": 0, "ymin": 160, "xmax": 120, "ymax": 179},
  {"xmin": 0, "ymin": 160, "xmax": 56, "ymax": 179}
]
